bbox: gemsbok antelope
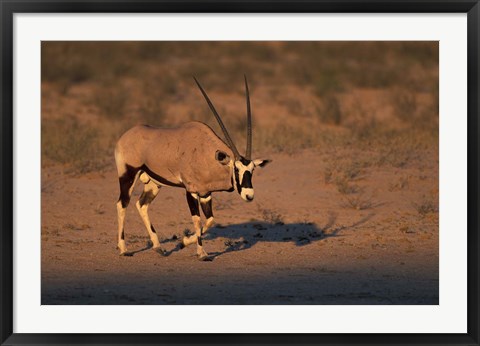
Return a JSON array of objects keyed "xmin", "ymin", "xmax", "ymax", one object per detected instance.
[{"xmin": 114, "ymin": 76, "xmax": 271, "ymax": 260}]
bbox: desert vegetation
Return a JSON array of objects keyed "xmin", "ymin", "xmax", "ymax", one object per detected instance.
[{"xmin": 41, "ymin": 42, "xmax": 438, "ymax": 173}]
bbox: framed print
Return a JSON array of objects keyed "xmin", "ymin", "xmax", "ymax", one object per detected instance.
[{"xmin": 1, "ymin": 1, "xmax": 479, "ymax": 345}]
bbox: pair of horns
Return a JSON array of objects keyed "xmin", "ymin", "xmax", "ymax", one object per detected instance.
[{"xmin": 193, "ymin": 76, "xmax": 252, "ymax": 160}]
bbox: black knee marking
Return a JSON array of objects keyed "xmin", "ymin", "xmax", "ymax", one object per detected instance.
[
  {"xmin": 139, "ymin": 190, "xmax": 155, "ymax": 207},
  {"xmin": 200, "ymin": 198, "xmax": 213, "ymax": 219},
  {"xmin": 186, "ymin": 191, "xmax": 200, "ymax": 217},
  {"xmin": 197, "ymin": 236, "xmax": 203, "ymax": 246},
  {"xmin": 120, "ymin": 229, "xmax": 125, "ymax": 240},
  {"xmin": 118, "ymin": 165, "xmax": 139, "ymax": 208},
  {"xmin": 150, "ymin": 224, "xmax": 157, "ymax": 234}
]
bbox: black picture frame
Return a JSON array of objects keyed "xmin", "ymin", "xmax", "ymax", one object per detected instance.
[{"xmin": 1, "ymin": 1, "xmax": 478, "ymax": 345}]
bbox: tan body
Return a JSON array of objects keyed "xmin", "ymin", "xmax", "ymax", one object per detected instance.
[{"xmin": 115, "ymin": 122, "xmax": 234, "ymax": 196}]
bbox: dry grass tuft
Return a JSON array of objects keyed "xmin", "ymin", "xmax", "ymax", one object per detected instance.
[
  {"xmin": 335, "ymin": 177, "xmax": 361, "ymax": 195},
  {"xmin": 42, "ymin": 117, "xmax": 108, "ymax": 173},
  {"xmin": 413, "ymin": 196, "xmax": 438, "ymax": 216},
  {"xmin": 258, "ymin": 205, "xmax": 284, "ymax": 225},
  {"xmin": 341, "ymin": 192, "xmax": 376, "ymax": 210},
  {"xmin": 324, "ymin": 157, "xmax": 369, "ymax": 186},
  {"xmin": 389, "ymin": 176, "xmax": 410, "ymax": 191}
]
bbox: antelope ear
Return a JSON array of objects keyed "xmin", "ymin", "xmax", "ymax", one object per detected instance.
[
  {"xmin": 253, "ymin": 159, "xmax": 271, "ymax": 168},
  {"xmin": 215, "ymin": 150, "xmax": 231, "ymax": 165}
]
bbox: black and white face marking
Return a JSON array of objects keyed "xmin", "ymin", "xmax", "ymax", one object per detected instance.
[{"xmin": 233, "ymin": 157, "xmax": 271, "ymax": 202}]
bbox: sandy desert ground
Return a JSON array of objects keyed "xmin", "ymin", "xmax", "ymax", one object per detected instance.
[
  {"xmin": 42, "ymin": 150, "xmax": 438, "ymax": 304},
  {"xmin": 41, "ymin": 42, "xmax": 439, "ymax": 304}
]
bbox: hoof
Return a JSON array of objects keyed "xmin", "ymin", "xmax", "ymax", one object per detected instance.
[
  {"xmin": 178, "ymin": 241, "xmax": 185, "ymax": 249},
  {"xmin": 146, "ymin": 240, "xmax": 153, "ymax": 248},
  {"xmin": 154, "ymin": 247, "xmax": 167, "ymax": 256},
  {"xmin": 120, "ymin": 251, "xmax": 133, "ymax": 257},
  {"xmin": 198, "ymin": 255, "xmax": 213, "ymax": 262}
]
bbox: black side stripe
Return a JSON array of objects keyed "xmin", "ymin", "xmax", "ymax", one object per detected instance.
[{"xmin": 140, "ymin": 164, "xmax": 184, "ymax": 188}]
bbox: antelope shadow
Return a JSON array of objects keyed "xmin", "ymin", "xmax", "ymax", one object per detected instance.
[
  {"xmin": 204, "ymin": 212, "xmax": 374, "ymax": 259},
  {"xmin": 125, "ymin": 212, "xmax": 374, "ymax": 259}
]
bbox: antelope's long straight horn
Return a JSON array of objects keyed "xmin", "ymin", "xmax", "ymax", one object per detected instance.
[
  {"xmin": 193, "ymin": 76, "xmax": 240, "ymax": 159},
  {"xmin": 244, "ymin": 75, "xmax": 252, "ymax": 160}
]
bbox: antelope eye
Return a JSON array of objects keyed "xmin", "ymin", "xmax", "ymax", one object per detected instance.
[{"xmin": 215, "ymin": 151, "xmax": 226, "ymax": 161}]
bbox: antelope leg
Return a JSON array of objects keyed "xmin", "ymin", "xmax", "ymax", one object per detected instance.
[
  {"xmin": 116, "ymin": 167, "xmax": 139, "ymax": 255},
  {"xmin": 182, "ymin": 192, "xmax": 201, "ymax": 248},
  {"xmin": 135, "ymin": 173, "xmax": 163, "ymax": 253},
  {"xmin": 200, "ymin": 195, "xmax": 214, "ymax": 235}
]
